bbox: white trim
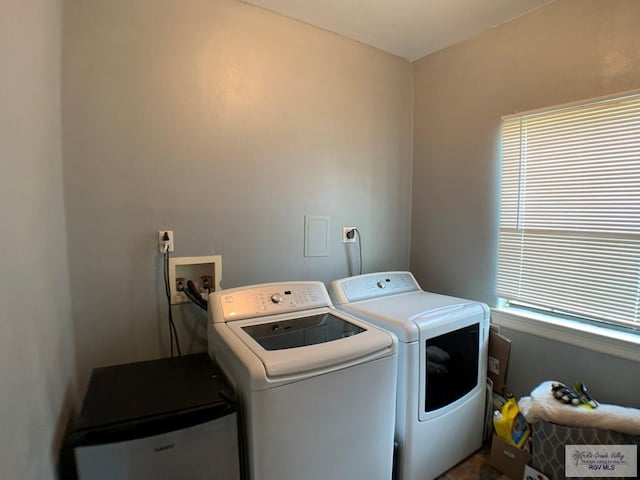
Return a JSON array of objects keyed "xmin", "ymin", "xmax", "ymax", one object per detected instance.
[
  {"xmin": 501, "ymin": 88, "xmax": 640, "ymax": 119},
  {"xmin": 491, "ymin": 307, "xmax": 640, "ymax": 363}
]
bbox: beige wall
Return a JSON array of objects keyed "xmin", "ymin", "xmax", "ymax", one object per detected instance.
[
  {"xmin": 412, "ymin": 0, "xmax": 640, "ymax": 305},
  {"xmin": 63, "ymin": 0, "xmax": 413, "ymax": 384},
  {"xmin": 411, "ymin": 0, "xmax": 640, "ymax": 403},
  {"xmin": 4, "ymin": 0, "xmax": 639, "ymax": 474},
  {"xmin": 0, "ymin": 0, "xmax": 75, "ymax": 478}
]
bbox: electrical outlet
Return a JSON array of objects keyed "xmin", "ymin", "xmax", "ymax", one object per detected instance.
[
  {"xmin": 158, "ymin": 230, "xmax": 174, "ymax": 253},
  {"xmin": 342, "ymin": 227, "xmax": 357, "ymax": 243},
  {"xmin": 168, "ymin": 255, "xmax": 222, "ymax": 305}
]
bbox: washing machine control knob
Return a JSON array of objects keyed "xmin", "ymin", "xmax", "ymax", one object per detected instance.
[
  {"xmin": 271, "ymin": 294, "xmax": 283, "ymax": 304},
  {"xmin": 376, "ymin": 281, "xmax": 386, "ymax": 289}
]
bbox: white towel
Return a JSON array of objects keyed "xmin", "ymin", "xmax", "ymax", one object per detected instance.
[{"xmin": 518, "ymin": 381, "xmax": 640, "ymax": 436}]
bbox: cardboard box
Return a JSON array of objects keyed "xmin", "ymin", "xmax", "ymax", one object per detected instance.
[
  {"xmin": 489, "ymin": 434, "xmax": 531, "ymax": 480},
  {"xmin": 488, "ymin": 327, "xmax": 511, "ymax": 394}
]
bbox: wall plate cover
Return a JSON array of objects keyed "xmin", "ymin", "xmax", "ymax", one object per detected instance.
[
  {"xmin": 342, "ymin": 226, "xmax": 357, "ymax": 243},
  {"xmin": 158, "ymin": 230, "xmax": 174, "ymax": 252},
  {"xmin": 168, "ymin": 255, "xmax": 222, "ymax": 305},
  {"xmin": 304, "ymin": 216, "xmax": 330, "ymax": 257}
]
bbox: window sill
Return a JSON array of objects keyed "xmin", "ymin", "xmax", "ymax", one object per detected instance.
[{"xmin": 491, "ymin": 307, "xmax": 640, "ymax": 363}]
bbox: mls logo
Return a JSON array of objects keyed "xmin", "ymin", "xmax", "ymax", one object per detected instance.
[{"xmin": 565, "ymin": 445, "xmax": 637, "ymax": 478}]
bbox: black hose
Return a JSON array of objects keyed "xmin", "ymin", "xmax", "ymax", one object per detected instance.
[{"xmin": 185, "ymin": 280, "xmax": 208, "ymax": 311}]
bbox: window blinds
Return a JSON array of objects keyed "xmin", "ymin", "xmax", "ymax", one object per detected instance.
[{"xmin": 497, "ymin": 92, "xmax": 640, "ymax": 328}]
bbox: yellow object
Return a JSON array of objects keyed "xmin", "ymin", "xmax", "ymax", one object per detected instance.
[
  {"xmin": 493, "ymin": 396, "xmax": 530, "ymax": 448},
  {"xmin": 574, "ymin": 381, "xmax": 598, "ymax": 409}
]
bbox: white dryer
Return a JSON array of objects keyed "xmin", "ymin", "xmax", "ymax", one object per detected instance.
[
  {"xmin": 208, "ymin": 281, "xmax": 398, "ymax": 480},
  {"xmin": 329, "ymin": 272, "xmax": 489, "ymax": 480}
]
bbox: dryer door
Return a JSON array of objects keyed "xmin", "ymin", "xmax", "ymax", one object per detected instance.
[{"xmin": 417, "ymin": 304, "xmax": 486, "ymax": 422}]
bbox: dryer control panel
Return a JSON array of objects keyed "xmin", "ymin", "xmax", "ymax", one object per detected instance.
[
  {"xmin": 330, "ymin": 271, "xmax": 420, "ymax": 304},
  {"xmin": 210, "ymin": 282, "xmax": 331, "ymax": 322}
]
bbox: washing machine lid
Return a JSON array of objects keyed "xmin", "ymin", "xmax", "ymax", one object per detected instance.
[
  {"xmin": 338, "ymin": 291, "xmax": 479, "ymax": 343},
  {"xmin": 241, "ymin": 312, "xmax": 365, "ymax": 351},
  {"xmin": 226, "ymin": 308, "xmax": 395, "ymax": 378}
]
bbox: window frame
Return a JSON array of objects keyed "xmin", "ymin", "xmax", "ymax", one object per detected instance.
[{"xmin": 496, "ymin": 89, "xmax": 640, "ymax": 340}]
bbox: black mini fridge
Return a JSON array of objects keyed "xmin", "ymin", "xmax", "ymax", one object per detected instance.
[{"xmin": 67, "ymin": 353, "xmax": 240, "ymax": 480}]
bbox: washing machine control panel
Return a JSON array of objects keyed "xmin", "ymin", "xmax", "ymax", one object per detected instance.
[{"xmin": 217, "ymin": 282, "xmax": 330, "ymax": 321}]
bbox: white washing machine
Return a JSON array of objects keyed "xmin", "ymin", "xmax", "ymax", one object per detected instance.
[
  {"xmin": 329, "ymin": 272, "xmax": 489, "ymax": 480},
  {"xmin": 208, "ymin": 281, "xmax": 398, "ymax": 480}
]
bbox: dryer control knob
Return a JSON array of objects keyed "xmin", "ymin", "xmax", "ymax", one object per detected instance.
[
  {"xmin": 376, "ymin": 281, "xmax": 386, "ymax": 289},
  {"xmin": 271, "ymin": 294, "xmax": 283, "ymax": 304}
]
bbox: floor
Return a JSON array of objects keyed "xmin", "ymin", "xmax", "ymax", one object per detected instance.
[{"xmin": 436, "ymin": 443, "xmax": 510, "ymax": 480}]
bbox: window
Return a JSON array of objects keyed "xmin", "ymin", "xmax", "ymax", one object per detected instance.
[{"xmin": 497, "ymin": 92, "xmax": 640, "ymax": 329}]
